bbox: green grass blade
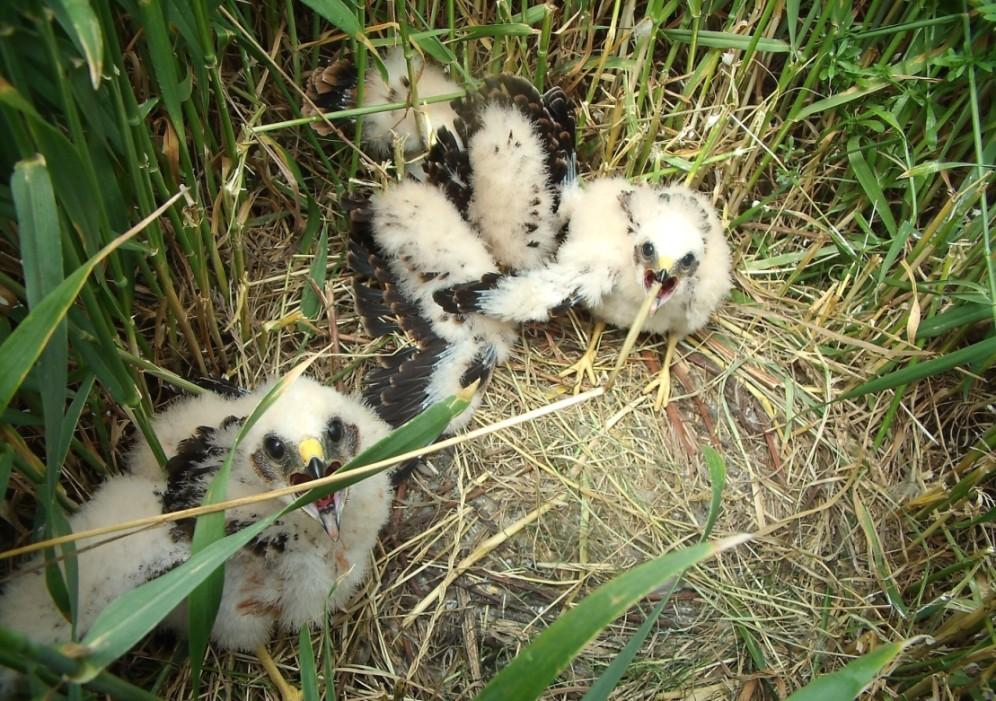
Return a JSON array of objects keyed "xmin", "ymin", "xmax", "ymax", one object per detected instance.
[
  {"xmin": 785, "ymin": 640, "xmax": 907, "ymax": 700},
  {"xmin": 12, "ymin": 157, "xmax": 63, "ymax": 311},
  {"xmin": 296, "ymin": 0, "xmax": 362, "ymax": 36},
  {"xmin": 847, "ymin": 137, "xmax": 898, "ymax": 238},
  {"xmin": 700, "ymin": 446, "xmax": 726, "ymax": 541},
  {"xmin": 54, "ymin": 375, "xmax": 96, "ymax": 472},
  {"xmin": 75, "ymin": 389, "xmax": 470, "ymax": 680},
  {"xmin": 461, "ymin": 23, "xmax": 536, "ymax": 39},
  {"xmin": 0, "ymin": 81, "xmax": 102, "ymax": 249},
  {"xmin": 879, "ymin": 220, "xmax": 915, "ymax": 285},
  {"xmin": 321, "ymin": 598, "xmax": 336, "ymax": 700},
  {"xmin": 854, "ymin": 494, "xmax": 908, "ymax": 618},
  {"xmin": 473, "ymin": 535, "xmax": 749, "ymax": 701},
  {"xmin": 839, "ymin": 335, "xmax": 996, "ymax": 400},
  {"xmin": 414, "ymin": 34, "xmax": 456, "ymax": 63},
  {"xmin": 300, "ymin": 228, "xmax": 328, "ymax": 321},
  {"xmin": 12, "ymin": 157, "xmax": 70, "ymax": 595},
  {"xmin": 136, "ymin": 0, "xmax": 185, "ymax": 141},
  {"xmin": 187, "ymin": 358, "xmax": 320, "ymax": 685},
  {"xmin": 51, "ymin": 0, "xmax": 105, "ymax": 89},
  {"xmin": 786, "ymin": 0, "xmax": 799, "ymax": 53},
  {"xmin": 299, "ymin": 625, "xmax": 318, "ymax": 701},
  {"xmin": 657, "ymin": 28, "xmax": 789, "ymax": 52},
  {"xmin": 0, "ymin": 203, "xmax": 147, "ymax": 414},
  {"xmin": 580, "ymin": 598, "xmax": 667, "ymax": 700}
]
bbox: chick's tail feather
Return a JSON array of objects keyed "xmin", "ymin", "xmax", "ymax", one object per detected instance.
[{"xmin": 303, "ymin": 58, "xmax": 359, "ymax": 136}]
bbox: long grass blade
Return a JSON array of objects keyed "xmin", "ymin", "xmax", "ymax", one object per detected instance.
[
  {"xmin": 136, "ymin": 0, "xmax": 185, "ymax": 140},
  {"xmin": 51, "ymin": 0, "xmax": 105, "ymax": 89},
  {"xmin": 785, "ymin": 640, "xmax": 910, "ymax": 700},
  {"xmin": 12, "ymin": 156, "xmax": 75, "ymax": 622},
  {"xmin": 300, "ymin": 228, "xmax": 329, "ymax": 321},
  {"xmin": 700, "ymin": 446, "xmax": 727, "ymax": 541},
  {"xmin": 0, "ymin": 187, "xmax": 185, "ymax": 415},
  {"xmin": 839, "ymin": 336, "xmax": 996, "ymax": 400},
  {"xmin": 580, "ymin": 598, "xmax": 668, "ymax": 701},
  {"xmin": 299, "ymin": 624, "xmax": 319, "ymax": 701},
  {"xmin": 854, "ymin": 493, "xmax": 908, "ymax": 617},
  {"xmin": 296, "ymin": 0, "xmax": 362, "ymax": 36},
  {"xmin": 473, "ymin": 535, "xmax": 750, "ymax": 701}
]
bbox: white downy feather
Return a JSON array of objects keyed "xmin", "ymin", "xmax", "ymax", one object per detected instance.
[
  {"xmin": 467, "ymin": 104, "xmax": 559, "ymax": 269},
  {"xmin": 361, "ymin": 48, "xmax": 460, "ymax": 157}
]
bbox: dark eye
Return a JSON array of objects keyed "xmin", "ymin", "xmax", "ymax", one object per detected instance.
[
  {"xmin": 263, "ymin": 434, "xmax": 285, "ymax": 460},
  {"xmin": 680, "ymin": 253, "xmax": 696, "ymax": 267},
  {"xmin": 640, "ymin": 242, "xmax": 655, "ymax": 259},
  {"xmin": 326, "ymin": 418, "xmax": 343, "ymax": 443}
]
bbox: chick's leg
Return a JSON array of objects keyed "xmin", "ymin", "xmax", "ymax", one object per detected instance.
[
  {"xmin": 255, "ymin": 645, "xmax": 301, "ymax": 701},
  {"xmin": 558, "ymin": 320, "xmax": 606, "ymax": 393},
  {"xmin": 643, "ymin": 333, "xmax": 679, "ymax": 410}
]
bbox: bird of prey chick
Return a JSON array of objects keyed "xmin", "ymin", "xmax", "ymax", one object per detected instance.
[
  {"xmin": 0, "ymin": 376, "xmax": 392, "ymax": 701},
  {"xmin": 435, "ymin": 178, "xmax": 732, "ymax": 407},
  {"xmin": 304, "ymin": 47, "xmax": 460, "ymax": 161},
  {"xmin": 347, "ymin": 75, "xmax": 576, "ymax": 436}
]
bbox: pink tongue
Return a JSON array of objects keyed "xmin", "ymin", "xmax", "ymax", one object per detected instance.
[{"xmin": 315, "ymin": 495, "xmax": 335, "ymax": 510}]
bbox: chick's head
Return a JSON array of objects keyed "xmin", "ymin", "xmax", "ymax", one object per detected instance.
[
  {"xmin": 623, "ymin": 185, "xmax": 714, "ymax": 313},
  {"xmin": 243, "ymin": 377, "xmax": 390, "ymax": 541}
]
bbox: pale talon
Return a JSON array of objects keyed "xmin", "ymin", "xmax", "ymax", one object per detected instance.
[
  {"xmin": 558, "ymin": 320, "xmax": 606, "ymax": 393},
  {"xmin": 651, "ymin": 334, "xmax": 680, "ymax": 411},
  {"xmin": 255, "ymin": 645, "xmax": 302, "ymax": 701}
]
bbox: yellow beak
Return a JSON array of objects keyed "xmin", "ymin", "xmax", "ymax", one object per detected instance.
[
  {"xmin": 298, "ymin": 438, "xmax": 324, "ymax": 464},
  {"xmin": 656, "ymin": 255, "xmax": 674, "ymax": 273}
]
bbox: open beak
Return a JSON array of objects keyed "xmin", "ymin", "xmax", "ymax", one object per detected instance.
[
  {"xmin": 644, "ymin": 256, "xmax": 679, "ymax": 314},
  {"xmin": 297, "ymin": 440, "xmax": 347, "ymax": 541}
]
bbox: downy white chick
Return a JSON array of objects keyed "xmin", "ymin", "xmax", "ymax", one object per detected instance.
[
  {"xmin": 349, "ymin": 181, "xmax": 528, "ymax": 441},
  {"xmin": 434, "ymin": 178, "xmax": 732, "ymax": 406},
  {"xmin": 304, "ymin": 47, "xmax": 460, "ymax": 159},
  {"xmin": 0, "ymin": 376, "xmax": 392, "ymax": 700}
]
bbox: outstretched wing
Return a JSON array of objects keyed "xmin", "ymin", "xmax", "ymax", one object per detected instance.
[
  {"xmin": 347, "ymin": 193, "xmax": 499, "ymax": 439},
  {"xmin": 424, "ymin": 123, "xmax": 474, "ymax": 216},
  {"xmin": 347, "ymin": 198, "xmax": 436, "ymax": 345},
  {"xmin": 442, "ymin": 75, "xmax": 576, "ymax": 189},
  {"xmin": 432, "ymin": 261, "xmax": 618, "ymax": 323},
  {"xmin": 189, "ymin": 375, "xmax": 249, "ymax": 399}
]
